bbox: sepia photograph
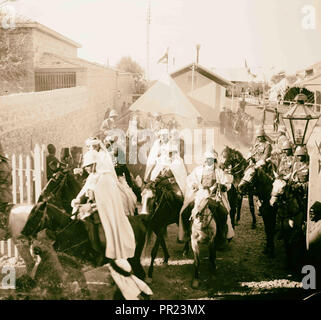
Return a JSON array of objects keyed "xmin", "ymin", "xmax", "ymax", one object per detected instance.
[{"xmin": 0, "ymin": 0, "xmax": 321, "ymax": 306}]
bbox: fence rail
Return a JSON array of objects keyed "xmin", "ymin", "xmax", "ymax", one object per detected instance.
[{"xmin": 0, "ymin": 144, "xmax": 47, "ymax": 259}]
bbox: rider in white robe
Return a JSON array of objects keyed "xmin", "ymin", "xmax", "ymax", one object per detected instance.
[
  {"xmin": 145, "ymin": 129, "xmax": 187, "ymax": 195},
  {"xmin": 178, "ymin": 149, "xmax": 235, "ymax": 242}
]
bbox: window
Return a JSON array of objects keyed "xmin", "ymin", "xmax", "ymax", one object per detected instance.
[{"xmin": 35, "ymin": 72, "xmax": 76, "ymax": 91}]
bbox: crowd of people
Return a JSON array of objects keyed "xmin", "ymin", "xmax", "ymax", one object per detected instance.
[
  {"xmin": 0, "ymin": 95, "xmax": 318, "ymax": 299},
  {"xmin": 219, "ymin": 106, "xmax": 255, "ymax": 146}
]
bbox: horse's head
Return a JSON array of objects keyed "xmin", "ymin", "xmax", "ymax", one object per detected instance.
[
  {"xmin": 191, "ymin": 189, "xmax": 213, "ymax": 226},
  {"xmin": 239, "ymin": 165, "xmax": 256, "ymax": 194},
  {"xmin": 140, "ymin": 183, "xmax": 155, "ymax": 214},
  {"xmin": 40, "ymin": 169, "xmax": 81, "ymax": 214},
  {"xmin": 220, "ymin": 146, "xmax": 232, "ymax": 169},
  {"xmin": 270, "ymin": 172, "xmax": 291, "ymax": 206}
]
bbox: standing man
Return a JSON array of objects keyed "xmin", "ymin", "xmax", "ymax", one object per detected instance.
[
  {"xmin": 100, "ymin": 109, "xmax": 119, "ymax": 133},
  {"xmin": 46, "ymin": 144, "xmax": 60, "ymax": 181},
  {"xmin": 219, "ymin": 107, "xmax": 227, "ymax": 135},
  {"xmin": 0, "ymin": 146, "xmax": 12, "ymax": 240},
  {"xmin": 273, "ymin": 108, "xmax": 280, "ymax": 132},
  {"xmin": 239, "ymin": 97, "xmax": 246, "ymax": 113}
]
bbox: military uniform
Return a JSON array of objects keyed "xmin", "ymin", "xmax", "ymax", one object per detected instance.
[
  {"xmin": 0, "ymin": 155, "xmax": 12, "ymax": 234},
  {"xmin": 250, "ymin": 139, "xmax": 272, "ymax": 164},
  {"xmin": 292, "ymin": 160, "xmax": 309, "ymax": 185},
  {"xmin": 277, "ymin": 154, "xmax": 294, "ymax": 177},
  {"xmin": 291, "ymin": 146, "xmax": 309, "ymax": 213}
]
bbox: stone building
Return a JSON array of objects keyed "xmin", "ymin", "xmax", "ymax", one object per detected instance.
[{"xmin": 0, "ymin": 21, "xmax": 135, "ymax": 111}]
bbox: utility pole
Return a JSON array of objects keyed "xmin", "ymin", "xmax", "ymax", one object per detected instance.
[
  {"xmin": 146, "ymin": 0, "xmax": 151, "ymax": 82},
  {"xmin": 196, "ymin": 44, "xmax": 201, "ymax": 64},
  {"xmin": 191, "ymin": 64, "xmax": 195, "ymax": 91}
]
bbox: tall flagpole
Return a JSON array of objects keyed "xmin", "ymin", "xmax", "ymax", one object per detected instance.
[{"xmin": 146, "ymin": 0, "xmax": 151, "ymax": 82}]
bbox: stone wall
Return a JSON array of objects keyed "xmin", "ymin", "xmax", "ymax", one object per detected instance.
[{"xmin": 0, "ymin": 86, "xmax": 102, "ymax": 156}]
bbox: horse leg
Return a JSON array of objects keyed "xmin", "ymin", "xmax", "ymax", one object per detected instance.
[
  {"xmin": 13, "ymin": 235, "xmax": 36, "ymax": 275},
  {"xmin": 159, "ymin": 234, "xmax": 170, "ymax": 264},
  {"xmin": 182, "ymin": 240, "xmax": 189, "ymax": 257},
  {"xmin": 147, "ymin": 236, "xmax": 160, "ymax": 280},
  {"xmin": 228, "ymin": 189, "xmax": 236, "ymax": 228},
  {"xmin": 236, "ymin": 193, "xmax": 243, "ymax": 225},
  {"xmin": 248, "ymin": 193, "xmax": 256, "ymax": 229},
  {"xmin": 261, "ymin": 205, "xmax": 276, "ymax": 258},
  {"xmin": 191, "ymin": 236, "xmax": 200, "ymax": 289},
  {"xmin": 209, "ymin": 237, "xmax": 217, "ymax": 274}
]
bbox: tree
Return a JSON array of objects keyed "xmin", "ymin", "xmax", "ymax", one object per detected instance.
[
  {"xmin": 0, "ymin": 11, "xmax": 31, "ymax": 82},
  {"xmin": 116, "ymin": 56, "xmax": 147, "ymax": 94}
]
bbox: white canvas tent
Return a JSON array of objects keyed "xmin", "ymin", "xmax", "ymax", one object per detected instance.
[
  {"xmin": 268, "ymin": 78, "xmax": 289, "ymax": 102},
  {"xmin": 129, "ymin": 73, "xmax": 201, "ymax": 128}
]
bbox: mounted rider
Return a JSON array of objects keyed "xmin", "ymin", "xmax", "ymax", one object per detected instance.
[
  {"xmin": 144, "ymin": 128, "xmax": 186, "ymax": 191},
  {"xmin": 148, "ymin": 140, "xmax": 187, "ymax": 198},
  {"xmin": 0, "ymin": 148, "xmax": 12, "ymax": 240},
  {"xmin": 104, "ymin": 133, "xmax": 138, "ymax": 215},
  {"xmin": 247, "ymin": 127, "xmax": 272, "ymax": 169},
  {"xmin": 276, "ymin": 140, "xmax": 294, "ymax": 178},
  {"xmin": 291, "ymin": 145, "xmax": 309, "ymax": 212},
  {"xmin": 100, "ymin": 109, "xmax": 118, "ymax": 133},
  {"xmin": 178, "ymin": 149, "xmax": 235, "ymax": 243}
]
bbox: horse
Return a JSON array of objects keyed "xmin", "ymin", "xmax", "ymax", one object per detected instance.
[
  {"xmin": 189, "ymin": 188, "xmax": 228, "ymax": 289},
  {"xmin": 239, "ymin": 162, "xmax": 277, "ymax": 257},
  {"xmin": 220, "ymin": 146, "xmax": 256, "ymax": 229},
  {"xmin": 8, "ymin": 168, "xmax": 149, "ymax": 282},
  {"xmin": 140, "ymin": 171, "xmax": 185, "ymax": 281},
  {"xmin": 270, "ymin": 173, "xmax": 306, "ymax": 271}
]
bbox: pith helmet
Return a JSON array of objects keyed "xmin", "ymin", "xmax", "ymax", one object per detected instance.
[
  {"xmin": 82, "ymin": 150, "xmax": 98, "ymax": 168},
  {"xmin": 109, "ymin": 109, "xmax": 118, "ymax": 118},
  {"xmin": 282, "ymin": 140, "xmax": 292, "ymax": 150},
  {"xmin": 256, "ymin": 127, "xmax": 265, "ymax": 137},
  {"xmin": 294, "ymin": 146, "xmax": 307, "ymax": 156}
]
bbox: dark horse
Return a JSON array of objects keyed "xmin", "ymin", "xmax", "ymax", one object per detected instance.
[
  {"xmin": 239, "ymin": 163, "xmax": 277, "ymax": 257},
  {"xmin": 270, "ymin": 175, "xmax": 306, "ymax": 271},
  {"xmin": 220, "ymin": 146, "xmax": 256, "ymax": 229},
  {"xmin": 140, "ymin": 170, "xmax": 184, "ymax": 281},
  {"xmin": 8, "ymin": 168, "xmax": 148, "ymax": 282}
]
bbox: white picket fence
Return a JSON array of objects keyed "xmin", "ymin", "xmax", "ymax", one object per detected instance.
[{"xmin": 0, "ymin": 144, "xmax": 47, "ymax": 259}]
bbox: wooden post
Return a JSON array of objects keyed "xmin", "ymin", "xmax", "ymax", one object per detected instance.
[
  {"xmin": 7, "ymin": 238, "xmax": 11, "ymax": 257},
  {"xmin": 11, "ymin": 154, "xmax": 17, "ymax": 205},
  {"xmin": 34, "ymin": 144, "xmax": 42, "ymax": 202},
  {"xmin": 0, "ymin": 241, "xmax": 4, "ymax": 255},
  {"xmin": 26, "ymin": 155, "xmax": 32, "ymax": 204},
  {"xmin": 19, "ymin": 155, "xmax": 24, "ymax": 203}
]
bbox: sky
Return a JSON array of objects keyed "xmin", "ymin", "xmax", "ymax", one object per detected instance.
[{"xmin": 3, "ymin": 0, "xmax": 321, "ymax": 80}]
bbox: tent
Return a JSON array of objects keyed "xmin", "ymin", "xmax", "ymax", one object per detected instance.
[
  {"xmin": 268, "ymin": 78, "xmax": 289, "ymax": 102},
  {"xmin": 129, "ymin": 73, "xmax": 201, "ymax": 128}
]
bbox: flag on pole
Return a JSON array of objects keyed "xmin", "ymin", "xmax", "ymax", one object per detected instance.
[
  {"xmin": 245, "ymin": 59, "xmax": 257, "ymax": 79},
  {"xmin": 157, "ymin": 48, "xmax": 169, "ymax": 64}
]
